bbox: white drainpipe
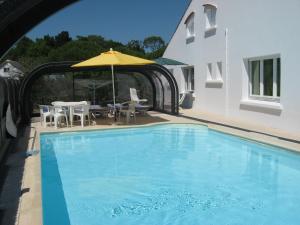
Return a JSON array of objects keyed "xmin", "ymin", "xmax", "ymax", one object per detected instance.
[{"xmin": 225, "ymin": 28, "xmax": 229, "ymax": 117}]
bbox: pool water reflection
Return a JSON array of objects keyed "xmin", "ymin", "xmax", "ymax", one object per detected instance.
[{"xmin": 41, "ymin": 124, "xmax": 300, "ymax": 225}]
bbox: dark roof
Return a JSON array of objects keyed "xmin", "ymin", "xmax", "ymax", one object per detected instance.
[{"xmin": 154, "ymin": 57, "xmax": 187, "ymax": 66}]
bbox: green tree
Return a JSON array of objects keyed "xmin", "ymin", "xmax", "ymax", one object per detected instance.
[
  {"xmin": 43, "ymin": 35, "xmax": 56, "ymax": 47},
  {"xmin": 2, "ymin": 32, "xmax": 167, "ymax": 72},
  {"xmin": 54, "ymin": 31, "xmax": 72, "ymax": 47},
  {"xmin": 27, "ymin": 38, "xmax": 51, "ymax": 57},
  {"xmin": 143, "ymin": 36, "xmax": 165, "ymax": 52},
  {"xmin": 48, "ymin": 38, "xmax": 102, "ymax": 61},
  {"xmin": 146, "ymin": 46, "xmax": 167, "ymax": 59},
  {"xmin": 127, "ymin": 40, "xmax": 144, "ymax": 53},
  {"xmin": 3, "ymin": 37, "xmax": 33, "ymax": 60}
]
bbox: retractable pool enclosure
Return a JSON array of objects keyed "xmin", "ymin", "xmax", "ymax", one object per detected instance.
[{"xmin": 19, "ymin": 61, "xmax": 179, "ymax": 123}]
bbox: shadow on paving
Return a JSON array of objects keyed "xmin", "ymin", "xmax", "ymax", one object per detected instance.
[
  {"xmin": 0, "ymin": 125, "xmax": 33, "ymax": 225},
  {"xmin": 34, "ymin": 112, "xmax": 171, "ymax": 129},
  {"xmin": 93, "ymin": 114, "xmax": 170, "ymax": 126}
]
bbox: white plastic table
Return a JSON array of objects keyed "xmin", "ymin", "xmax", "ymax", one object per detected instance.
[{"xmin": 52, "ymin": 101, "xmax": 87, "ymax": 127}]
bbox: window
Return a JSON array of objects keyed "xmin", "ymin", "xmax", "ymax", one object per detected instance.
[
  {"xmin": 204, "ymin": 5, "xmax": 217, "ymax": 30},
  {"xmin": 183, "ymin": 67, "xmax": 194, "ymax": 92},
  {"xmin": 206, "ymin": 63, "xmax": 212, "ymax": 80},
  {"xmin": 4, "ymin": 67, "xmax": 9, "ymax": 72},
  {"xmin": 216, "ymin": 62, "xmax": 222, "ymax": 80},
  {"xmin": 185, "ymin": 13, "xmax": 195, "ymax": 39},
  {"xmin": 249, "ymin": 55, "xmax": 281, "ymax": 100},
  {"xmin": 206, "ymin": 62, "xmax": 223, "ymax": 84}
]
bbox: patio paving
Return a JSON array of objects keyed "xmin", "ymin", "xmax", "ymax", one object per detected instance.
[{"xmin": 180, "ymin": 109, "xmax": 300, "ymax": 143}]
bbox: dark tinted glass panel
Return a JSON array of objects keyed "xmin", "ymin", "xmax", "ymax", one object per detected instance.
[
  {"xmin": 263, "ymin": 59, "xmax": 273, "ymax": 96},
  {"xmin": 31, "ymin": 73, "xmax": 73, "ymax": 114},
  {"xmin": 251, "ymin": 60, "xmax": 260, "ymax": 95},
  {"xmin": 277, "ymin": 58, "xmax": 281, "ymax": 97},
  {"xmin": 30, "ymin": 71, "xmax": 153, "ymax": 115},
  {"xmin": 154, "ymin": 71, "xmax": 172, "ymax": 113}
]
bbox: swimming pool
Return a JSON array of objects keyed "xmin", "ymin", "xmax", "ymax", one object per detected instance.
[{"xmin": 40, "ymin": 124, "xmax": 300, "ymax": 225}]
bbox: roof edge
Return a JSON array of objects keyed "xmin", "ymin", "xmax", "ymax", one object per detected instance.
[{"xmin": 164, "ymin": 0, "xmax": 193, "ymax": 49}]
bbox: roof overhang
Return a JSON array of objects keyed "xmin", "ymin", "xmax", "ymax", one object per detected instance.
[
  {"xmin": 202, "ymin": 1, "xmax": 218, "ymax": 8},
  {"xmin": 184, "ymin": 11, "xmax": 195, "ymax": 24}
]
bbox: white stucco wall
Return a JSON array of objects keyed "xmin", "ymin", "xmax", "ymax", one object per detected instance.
[{"xmin": 164, "ymin": 0, "xmax": 300, "ymax": 134}]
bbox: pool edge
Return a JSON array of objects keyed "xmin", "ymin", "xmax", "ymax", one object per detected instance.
[
  {"xmin": 39, "ymin": 122, "xmax": 300, "ymax": 154},
  {"xmin": 16, "ymin": 113, "xmax": 300, "ymax": 225}
]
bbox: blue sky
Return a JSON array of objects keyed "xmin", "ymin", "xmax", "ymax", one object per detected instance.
[{"xmin": 27, "ymin": 0, "xmax": 190, "ymax": 44}]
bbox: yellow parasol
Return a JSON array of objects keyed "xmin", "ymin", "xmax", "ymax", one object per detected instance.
[{"xmin": 71, "ymin": 49, "xmax": 155, "ymax": 119}]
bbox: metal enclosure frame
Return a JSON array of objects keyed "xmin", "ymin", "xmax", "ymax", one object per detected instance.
[{"xmin": 19, "ymin": 61, "xmax": 179, "ymax": 123}]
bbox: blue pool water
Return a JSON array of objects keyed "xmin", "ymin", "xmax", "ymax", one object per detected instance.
[{"xmin": 40, "ymin": 124, "xmax": 300, "ymax": 225}]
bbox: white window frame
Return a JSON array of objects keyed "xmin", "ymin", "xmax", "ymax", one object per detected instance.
[
  {"xmin": 206, "ymin": 63, "xmax": 213, "ymax": 80},
  {"xmin": 216, "ymin": 61, "xmax": 222, "ymax": 81},
  {"xmin": 205, "ymin": 62, "xmax": 223, "ymax": 86},
  {"xmin": 183, "ymin": 66, "xmax": 194, "ymax": 92},
  {"xmin": 204, "ymin": 5, "xmax": 217, "ymax": 31},
  {"xmin": 185, "ymin": 13, "xmax": 195, "ymax": 40},
  {"xmin": 248, "ymin": 54, "xmax": 280, "ymax": 102}
]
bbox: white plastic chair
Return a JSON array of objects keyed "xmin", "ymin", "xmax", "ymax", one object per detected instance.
[
  {"xmin": 71, "ymin": 104, "xmax": 90, "ymax": 127},
  {"xmin": 39, "ymin": 105, "xmax": 54, "ymax": 128},
  {"xmin": 130, "ymin": 88, "xmax": 148, "ymax": 103},
  {"xmin": 119, "ymin": 102, "xmax": 136, "ymax": 124},
  {"xmin": 53, "ymin": 106, "xmax": 69, "ymax": 129}
]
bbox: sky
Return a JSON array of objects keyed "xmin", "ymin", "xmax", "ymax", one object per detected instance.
[{"xmin": 27, "ymin": 0, "xmax": 190, "ymax": 44}]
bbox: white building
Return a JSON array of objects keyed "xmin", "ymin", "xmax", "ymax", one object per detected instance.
[
  {"xmin": 0, "ymin": 60, "xmax": 25, "ymax": 79},
  {"xmin": 164, "ymin": 0, "xmax": 300, "ymax": 134}
]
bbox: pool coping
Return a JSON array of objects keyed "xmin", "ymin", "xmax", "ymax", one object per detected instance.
[
  {"xmin": 16, "ymin": 113, "xmax": 300, "ymax": 225},
  {"xmin": 39, "ymin": 121, "xmax": 300, "ymax": 154}
]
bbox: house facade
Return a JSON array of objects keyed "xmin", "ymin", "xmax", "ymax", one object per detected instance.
[
  {"xmin": 0, "ymin": 60, "xmax": 25, "ymax": 79},
  {"xmin": 164, "ymin": 0, "xmax": 300, "ymax": 134}
]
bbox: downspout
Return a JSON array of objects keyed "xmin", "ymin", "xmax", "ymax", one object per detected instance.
[{"xmin": 225, "ymin": 28, "xmax": 229, "ymax": 117}]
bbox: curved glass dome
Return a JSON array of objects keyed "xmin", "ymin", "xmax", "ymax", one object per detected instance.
[{"xmin": 19, "ymin": 62, "xmax": 179, "ymax": 123}]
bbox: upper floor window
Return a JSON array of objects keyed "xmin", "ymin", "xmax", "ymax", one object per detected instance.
[
  {"xmin": 184, "ymin": 12, "xmax": 195, "ymax": 41},
  {"xmin": 248, "ymin": 55, "xmax": 281, "ymax": 100},
  {"xmin": 204, "ymin": 4, "xmax": 217, "ymax": 31},
  {"xmin": 3, "ymin": 67, "xmax": 9, "ymax": 72}
]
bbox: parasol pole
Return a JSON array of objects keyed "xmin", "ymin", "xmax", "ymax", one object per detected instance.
[
  {"xmin": 93, "ymin": 80, "xmax": 96, "ymax": 105},
  {"xmin": 111, "ymin": 64, "xmax": 117, "ymax": 121}
]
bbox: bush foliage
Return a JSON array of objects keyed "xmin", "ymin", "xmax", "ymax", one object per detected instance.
[{"xmin": 3, "ymin": 31, "xmax": 166, "ymax": 72}]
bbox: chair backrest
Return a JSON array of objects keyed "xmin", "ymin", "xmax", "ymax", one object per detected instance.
[
  {"xmin": 54, "ymin": 105, "xmax": 67, "ymax": 114},
  {"xmin": 39, "ymin": 105, "xmax": 47, "ymax": 113},
  {"xmin": 83, "ymin": 104, "xmax": 90, "ymax": 114},
  {"xmin": 128, "ymin": 102, "xmax": 135, "ymax": 112},
  {"xmin": 39, "ymin": 105, "xmax": 52, "ymax": 114},
  {"xmin": 130, "ymin": 88, "xmax": 139, "ymax": 102},
  {"xmin": 73, "ymin": 104, "xmax": 89, "ymax": 115}
]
